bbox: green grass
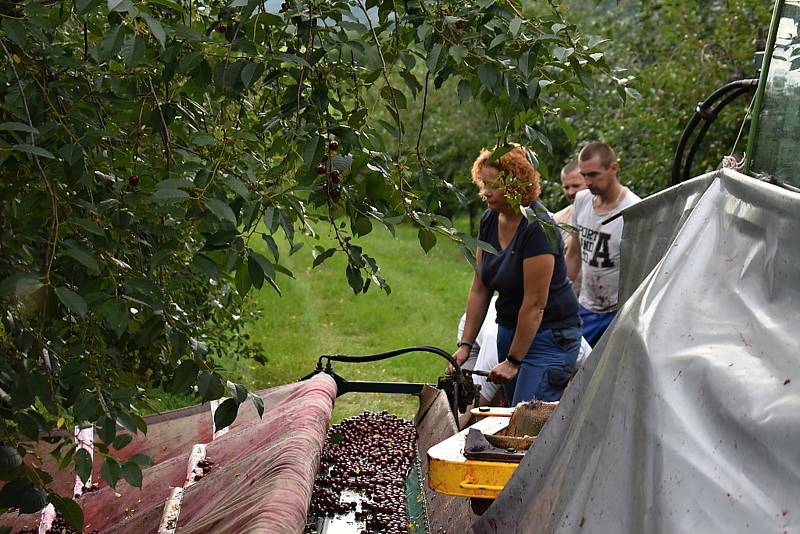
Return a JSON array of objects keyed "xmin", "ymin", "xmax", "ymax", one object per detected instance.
[{"xmin": 216, "ymin": 222, "xmax": 474, "ymax": 422}]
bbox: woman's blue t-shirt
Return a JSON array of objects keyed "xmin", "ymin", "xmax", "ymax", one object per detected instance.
[{"xmin": 478, "ymin": 204, "xmax": 580, "ymax": 330}]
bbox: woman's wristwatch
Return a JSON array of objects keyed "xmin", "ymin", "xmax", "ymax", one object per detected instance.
[
  {"xmin": 505, "ymin": 354, "xmax": 523, "ymax": 366},
  {"xmin": 457, "ymin": 341, "xmax": 473, "ymax": 349}
]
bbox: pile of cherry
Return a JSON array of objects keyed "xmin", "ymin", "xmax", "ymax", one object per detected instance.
[{"xmin": 306, "ymin": 411, "xmax": 418, "ymax": 533}]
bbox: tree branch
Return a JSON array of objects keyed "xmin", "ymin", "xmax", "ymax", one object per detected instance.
[{"xmin": 1, "ymin": 39, "xmax": 59, "ymax": 294}]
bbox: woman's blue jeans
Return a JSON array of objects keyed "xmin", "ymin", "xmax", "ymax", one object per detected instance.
[{"xmin": 496, "ymin": 325, "xmax": 582, "ymax": 404}]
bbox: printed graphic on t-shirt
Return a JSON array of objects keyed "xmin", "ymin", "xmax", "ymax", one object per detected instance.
[
  {"xmin": 579, "ymin": 227, "xmax": 614, "ymax": 268},
  {"xmin": 572, "ymin": 188, "xmax": 641, "ymax": 312}
]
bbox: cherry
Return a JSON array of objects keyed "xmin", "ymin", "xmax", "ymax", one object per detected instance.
[
  {"xmin": 317, "ymin": 164, "xmax": 327, "ymax": 175},
  {"xmin": 128, "ymin": 175, "xmax": 140, "ymax": 187},
  {"xmin": 329, "ymin": 169, "xmax": 341, "ymax": 183}
]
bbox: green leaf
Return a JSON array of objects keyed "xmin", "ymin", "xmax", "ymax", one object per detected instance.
[
  {"xmin": 247, "ymin": 255, "xmax": 264, "ymax": 289},
  {"xmin": 190, "ymin": 132, "xmax": 216, "ymax": 146},
  {"xmin": 418, "ymin": 228, "xmax": 437, "ymax": 253},
  {"xmin": 426, "ymin": 43, "xmax": 446, "ymax": 74},
  {"xmin": 1, "ymin": 19, "xmax": 28, "ymax": 49},
  {"xmin": 213, "ymin": 398, "xmax": 238, "ymax": 431},
  {"xmin": 352, "ymin": 217, "xmax": 372, "ymax": 237},
  {"xmin": 101, "ymin": 457, "xmax": 122, "ymax": 488},
  {"xmin": 302, "ymin": 135, "xmax": 323, "ymax": 168},
  {"xmin": 49, "ymin": 493, "xmax": 84, "ymax": 531},
  {"xmin": 112, "ymin": 433, "xmax": 133, "ymax": 450},
  {"xmin": 128, "ymin": 454, "xmax": 153, "ymax": 466},
  {"xmin": 15, "ymin": 412, "xmax": 40, "ymax": 440},
  {"xmin": 553, "ymin": 46, "xmax": 574, "ymax": 62},
  {"xmin": 152, "ymin": 188, "xmax": 190, "ymax": 202},
  {"xmin": 205, "ymin": 198, "xmax": 237, "ymax": 225},
  {"xmin": 170, "ymin": 360, "xmax": 198, "ymax": 393},
  {"xmin": 312, "ymin": 247, "xmax": 336, "ymax": 268},
  {"xmin": 198, "ymin": 371, "xmax": 224, "ymax": 402},
  {"xmin": 64, "ymin": 241, "xmax": 101, "ymax": 274},
  {"xmin": 0, "ymin": 478, "xmax": 47, "ymax": 513},
  {"xmin": 249, "ymin": 251, "xmax": 275, "ymax": 281},
  {"xmin": 54, "ymin": 287, "xmax": 88, "ymax": 318},
  {"xmin": 235, "ymin": 261, "xmax": 251, "ymax": 296},
  {"xmin": 76, "ymin": 0, "xmax": 101, "ymax": 15},
  {"xmin": 250, "ymin": 394, "xmax": 264, "ymax": 418},
  {"xmin": 0, "ymin": 272, "xmax": 43, "ymax": 297},
  {"xmin": 74, "ymin": 448, "xmax": 92, "ymax": 484},
  {"xmin": 345, "ymin": 265, "xmax": 363, "ymax": 294},
  {"xmin": 12, "ymin": 144, "xmax": 55, "ymax": 159},
  {"xmin": 68, "ymin": 217, "xmax": 105, "ymax": 236},
  {"xmin": 96, "ymin": 415, "xmax": 117, "ymax": 445},
  {"xmin": 276, "ymin": 53, "xmax": 311, "ymax": 68},
  {"xmin": 449, "ymin": 45, "xmax": 467, "ymax": 64},
  {"xmin": 122, "ymin": 35, "xmax": 146, "ymax": 70},
  {"xmin": 477, "ymin": 64, "xmax": 498, "ymax": 91},
  {"xmin": 230, "ymin": 383, "xmax": 247, "ymax": 405},
  {"xmin": 0, "ymin": 445, "xmax": 22, "ymax": 471},
  {"xmin": 121, "ymin": 461, "xmax": 143, "ymax": 488},
  {"xmin": 99, "ymin": 25, "xmax": 125, "ymax": 62},
  {"xmin": 102, "ymin": 299, "xmax": 128, "ymax": 338},
  {"xmin": 457, "ymin": 79, "xmax": 471, "ymax": 103},
  {"xmin": 141, "ymin": 13, "xmax": 166, "ymax": 48},
  {"xmin": 116, "ymin": 411, "xmax": 140, "ymax": 434},
  {"xmin": 509, "ymin": 17, "xmax": 523, "ymax": 38},
  {"xmin": 380, "ymin": 86, "xmax": 408, "ymax": 110},
  {"xmin": 240, "ymin": 61, "xmax": 264, "ymax": 88},
  {"xmin": 224, "ymin": 176, "xmax": 250, "ymax": 199},
  {"xmin": 0, "ymin": 122, "xmax": 38, "ymax": 134},
  {"xmin": 192, "ymin": 254, "xmax": 219, "ymax": 279}
]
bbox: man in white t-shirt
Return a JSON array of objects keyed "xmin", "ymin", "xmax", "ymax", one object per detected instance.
[{"xmin": 566, "ymin": 142, "xmax": 640, "ymax": 346}]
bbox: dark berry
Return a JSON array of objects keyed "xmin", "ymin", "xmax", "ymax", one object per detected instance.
[
  {"xmin": 328, "ymin": 141, "xmax": 338, "ymax": 152},
  {"xmin": 128, "ymin": 175, "xmax": 140, "ymax": 187}
]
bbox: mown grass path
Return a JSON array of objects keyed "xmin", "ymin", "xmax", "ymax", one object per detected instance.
[{"xmin": 221, "ymin": 223, "xmax": 474, "ymax": 421}]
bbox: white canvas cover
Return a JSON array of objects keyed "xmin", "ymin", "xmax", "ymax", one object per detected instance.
[{"xmin": 472, "ymin": 170, "xmax": 800, "ymax": 533}]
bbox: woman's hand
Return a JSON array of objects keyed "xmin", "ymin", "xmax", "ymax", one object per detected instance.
[
  {"xmin": 446, "ymin": 345, "xmax": 471, "ymax": 375},
  {"xmin": 488, "ymin": 360, "xmax": 519, "ymax": 384}
]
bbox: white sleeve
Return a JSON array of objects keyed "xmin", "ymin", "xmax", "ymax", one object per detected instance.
[{"xmin": 457, "ymin": 314, "xmax": 466, "ymax": 345}]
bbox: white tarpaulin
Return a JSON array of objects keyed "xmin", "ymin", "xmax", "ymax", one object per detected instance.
[{"xmin": 472, "ymin": 170, "xmax": 800, "ymax": 534}]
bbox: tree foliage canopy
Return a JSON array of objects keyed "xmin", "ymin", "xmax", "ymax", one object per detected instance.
[{"xmin": 0, "ymin": 0, "xmax": 619, "ymax": 526}]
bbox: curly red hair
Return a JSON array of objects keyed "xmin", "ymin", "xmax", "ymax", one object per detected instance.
[{"xmin": 470, "ymin": 146, "xmax": 541, "ymax": 205}]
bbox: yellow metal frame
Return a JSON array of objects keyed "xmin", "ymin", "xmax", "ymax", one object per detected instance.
[{"xmin": 426, "ymin": 416, "xmax": 520, "ymax": 500}]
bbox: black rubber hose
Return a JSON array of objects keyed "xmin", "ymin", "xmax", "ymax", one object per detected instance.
[
  {"xmin": 672, "ymin": 79, "xmax": 758, "ymax": 185},
  {"xmin": 682, "ymin": 86, "xmax": 756, "ymax": 182},
  {"xmin": 319, "ymin": 346, "xmax": 463, "ymax": 418},
  {"xmin": 319, "ymin": 345, "xmax": 458, "ymax": 370}
]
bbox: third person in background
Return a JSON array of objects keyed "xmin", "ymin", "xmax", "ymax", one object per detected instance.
[
  {"xmin": 566, "ymin": 142, "xmax": 641, "ymax": 347},
  {"xmin": 553, "ymin": 161, "xmax": 587, "ymax": 296}
]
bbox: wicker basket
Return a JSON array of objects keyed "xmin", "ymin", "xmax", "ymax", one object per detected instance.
[
  {"xmin": 485, "ymin": 433, "xmax": 536, "ymax": 450},
  {"xmin": 484, "ymin": 400, "xmax": 558, "ymax": 451}
]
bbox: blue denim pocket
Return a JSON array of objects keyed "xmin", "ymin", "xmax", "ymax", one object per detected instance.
[{"xmin": 551, "ymin": 325, "xmax": 581, "ymax": 350}]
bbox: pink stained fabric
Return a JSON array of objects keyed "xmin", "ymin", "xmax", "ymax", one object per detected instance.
[
  {"xmin": 175, "ymin": 374, "xmax": 336, "ymax": 533},
  {"xmin": 2, "ymin": 376, "xmax": 336, "ymax": 534}
]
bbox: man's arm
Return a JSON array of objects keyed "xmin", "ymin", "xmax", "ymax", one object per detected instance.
[
  {"xmin": 566, "ymin": 233, "xmax": 581, "ymax": 284},
  {"xmin": 454, "ymin": 250, "xmax": 492, "ymax": 365}
]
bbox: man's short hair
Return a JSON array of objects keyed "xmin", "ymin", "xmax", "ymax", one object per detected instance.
[
  {"xmin": 560, "ymin": 160, "xmax": 579, "ymax": 179},
  {"xmin": 579, "ymin": 142, "xmax": 617, "ymax": 168}
]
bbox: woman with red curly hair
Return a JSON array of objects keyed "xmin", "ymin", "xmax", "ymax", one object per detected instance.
[{"xmin": 453, "ymin": 146, "xmax": 582, "ymax": 404}]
